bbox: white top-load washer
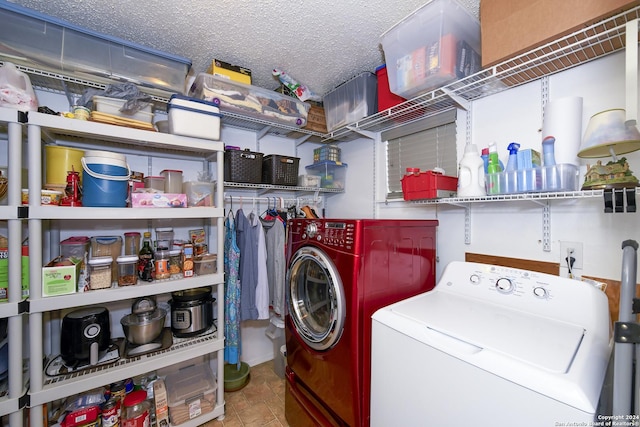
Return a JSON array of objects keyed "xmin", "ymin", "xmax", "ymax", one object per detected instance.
[{"xmin": 370, "ymin": 261, "xmax": 612, "ymax": 427}]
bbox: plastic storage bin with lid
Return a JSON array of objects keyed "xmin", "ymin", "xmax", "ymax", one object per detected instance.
[
  {"xmin": 323, "ymin": 72, "xmax": 377, "ymax": 132},
  {"xmin": 165, "ymin": 361, "xmax": 217, "ymax": 425},
  {"xmin": 305, "ymin": 161, "xmax": 348, "ymax": 189},
  {"xmin": 189, "ymin": 73, "xmax": 310, "ymax": 127},
  {"xmin": 380, "ymin": 0, "xmax": 481, "ymax": 99},
  {"xmin": 0, "ymin": 1, "xmax": 191, "ymax": 94}
]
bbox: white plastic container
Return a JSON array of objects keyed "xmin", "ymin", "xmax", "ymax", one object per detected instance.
[
  {"xmin": 167, "ymin": 94, "xmax": 222, "ymax": 140},
  {"xmin": 88, "ymin": 256, "xmax": 113, "ymax": 290},
  {"xmin": 160, "ymin": 169, "xmax": 183, "ymax": 194},
  {"xmin": 457, "ymin": 144, "xmax": 485, "ymax": 197},
  {"xmin": 92, "ymin": 96, "xmax": 154, "ymax": 123}
]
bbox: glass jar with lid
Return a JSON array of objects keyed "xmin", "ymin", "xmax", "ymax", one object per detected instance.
[{"xmin": 122, "ymin": 389, "xmax": 150, "ymax": 427}]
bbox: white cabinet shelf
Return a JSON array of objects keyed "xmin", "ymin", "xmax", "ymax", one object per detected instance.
[{"xmin": 24, "ymin": 111, "xmax": 226, "ymax": 427}]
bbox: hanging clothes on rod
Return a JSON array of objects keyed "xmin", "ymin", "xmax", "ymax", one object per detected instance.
[
  {"xmin": 260, "ymin": 198, "xmax": 287, "ymax": 316},
  {"xmin": 224, "ymin": 207, "xmax": 241, "ymax": 366},
  {"xmin": 235, "ymin": 203, "xmax": 269, "ymax": 321}
]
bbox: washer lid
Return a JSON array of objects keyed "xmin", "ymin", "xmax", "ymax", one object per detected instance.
[{"xmin": 387, "ymin": 291, "xmax": 585, "ymax": 374}]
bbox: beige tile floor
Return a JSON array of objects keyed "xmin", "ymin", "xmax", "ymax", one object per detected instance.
[{"xmin": 201, "ymin": 361, "xmax": 289, "ymax": 427}]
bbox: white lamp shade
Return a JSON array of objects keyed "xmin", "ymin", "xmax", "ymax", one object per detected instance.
[{"xmin": 578, "ymin": 109, "xmax": 640, "ymax": 158}]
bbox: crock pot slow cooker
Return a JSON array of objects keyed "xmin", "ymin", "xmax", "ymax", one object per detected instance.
[{"xmin": 170, "ymin": 287, "xmax": 214, "ymax": 338}]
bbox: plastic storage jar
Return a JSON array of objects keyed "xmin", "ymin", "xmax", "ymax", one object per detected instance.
[
  {"xmin": 124, "ymin": 232, "xmax": 141, "ymax": 256},
  {"xmin": 117, "ymin": 255, "xmax": 139, "ymax": 286},
  {"xmin": 60, "ymin": 236, "xmax": 90, "ymax": 259},
  {"xmin": 160, "ymin": 169, "xmax": 183, "ymax": 193},
  {"xmin": 154, "ymin": 248, "xmax": 171, "ymax": 280},
  {"xmin": 155, "ymin": 227, "xmax": 174, "ymax": 250},
  {"xmin": 169, "ymin": 249, "xmax": 182, "ymax": 276},
  {"xmin": 122, "ymin": 389, "xmax": 150, "ymax": 427},
  {"xmin": 88, "ymin": 256, "xmax": 113, "ymax": 290},
  {"xmin": 143, "ymin": 175, "xmax": 165, "ymax": 191}
]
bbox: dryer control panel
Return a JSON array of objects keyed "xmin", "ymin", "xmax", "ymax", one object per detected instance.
[
  {"xmin": 289, "ymin": 219, "xmax": 357, "ymax": 251},
  {"xmin": 301, "ymin": 220, "xmax": 355, "ymax": 249}
]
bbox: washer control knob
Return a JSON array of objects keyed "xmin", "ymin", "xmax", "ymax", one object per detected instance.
[
  {"xmin": 469, "ymin": 274, "xmax": 480, "ymax": 285},
  {"xmin": 533, "ymin": 287, "xmax": 548, "ymax": 299},
  {"xmin": 306, "ymin": 223, "xmax": 318, "ymax": 238},
  {"xmin": 495, "ymin": 278, "xmax": 514, "ymax": 294}
]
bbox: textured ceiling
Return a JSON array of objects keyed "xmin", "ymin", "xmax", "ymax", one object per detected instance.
[{"xmin": 10, "ymin": 0, "xmax": 480, "ymax": 97}]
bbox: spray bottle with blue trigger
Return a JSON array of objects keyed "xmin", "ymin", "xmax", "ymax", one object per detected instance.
[{"xmin": 505, "ymin": 142, "xmax": 520, "ymax": 193}]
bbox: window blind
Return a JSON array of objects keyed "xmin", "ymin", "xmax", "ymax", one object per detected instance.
[{"xmin": 385, "ymin": 110, "xmax": 458, "ymax": 198}]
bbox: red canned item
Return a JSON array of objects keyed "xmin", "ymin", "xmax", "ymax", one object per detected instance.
[
  {"xmin": 101, "ymin": 398, "xmax": 120, "ymax": 427},
  {"xmin": 122, "ymin": 390, "xmax": 150, "ymax": 427}
]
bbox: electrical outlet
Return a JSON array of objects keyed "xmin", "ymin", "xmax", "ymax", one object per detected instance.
[{"xmin": 559, "ymin": 241, "xmax": 583, "ymax": 278}]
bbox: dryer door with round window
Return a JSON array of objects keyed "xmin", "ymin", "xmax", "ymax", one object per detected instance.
[{"xmin": 287, "ymin": 246, "xmax": 346, "ymax": 351}]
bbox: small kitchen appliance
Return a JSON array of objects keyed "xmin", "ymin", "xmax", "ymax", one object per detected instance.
[
  {"xmin": 121, "ymin": 297, "xmax": 171, "ymax": 358},
  {"xmin": 60, "ymin": 306, "xmax": 111, "ymax": 368},
  {"xmin": 170, "ymin": 287, "xmax": 214, "ymax": 337}
]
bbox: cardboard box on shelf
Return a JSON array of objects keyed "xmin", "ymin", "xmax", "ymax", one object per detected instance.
[
  {"xmin": 206, "ymin": 59, "xmax": 252, "ymax": 84},
  {"xmin": 42, "ymin": 256, "xmax": 82, "ymax": 297},
  {"xmin": 302, "ymin": 105, "xmax": 328, "ymax": 134},
  {"xmin": 0, "ymin": 245, "xmax": 29, "ymax": 301},
  {"xmin": 480, "ymin": 0, "xmax": 639, "ymax": 67},
  {"xmin": 130, "ymin": 193, "xmax": 187, "ymax": 208}
]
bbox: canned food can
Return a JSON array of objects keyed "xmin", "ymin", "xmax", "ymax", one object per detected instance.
[{"xmin": 101, "ymin": 398, "xmax": 120, "ymax": 427}]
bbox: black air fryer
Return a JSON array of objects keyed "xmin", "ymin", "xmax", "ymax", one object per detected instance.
[{"xmin": 61, "ymin": 306, "xmax": 111, "ymax": 367}]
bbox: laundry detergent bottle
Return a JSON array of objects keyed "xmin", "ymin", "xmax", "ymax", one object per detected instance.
[{"xmin": 457, "ymin": 144, "xmax": 486, "ymax": 197}]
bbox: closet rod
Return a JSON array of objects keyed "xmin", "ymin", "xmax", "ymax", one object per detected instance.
[{"xmin": 223, "ymin": 195, "xmax": 318, "ymax": 205}]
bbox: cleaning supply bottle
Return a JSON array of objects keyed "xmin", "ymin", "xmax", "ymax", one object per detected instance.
[
  {"xmin": 506, "ymin": 142, "xmax": 520, "ymax": 171},
  {"xmin": 481, "ymin": 147, "xmax": 489, "ymax": 173},
  {"xmin": 457, "ymin": 144, "xmax": 486, "ymax": 197},
  {"xmin": 505, "ymin": 142, "xmax": 520, "ymax": 193},
  {"xmin": 542, "ymin": 136, "xmax": 556, "ymax": 166},
  {"xmin": 486, "ymin": 143, "xmax": 502, "ymax": 195},
  {"xmin": 542, "ymin": 135, "xmax": 559, "ymax": 190}
]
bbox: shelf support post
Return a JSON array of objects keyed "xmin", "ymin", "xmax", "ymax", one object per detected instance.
[
  {"xmin": 464, "ymin": 204, "xmax": 471, "ymax": 245},
  {"xmin": 542, "ymin": 201, "xmax": 551, "ymax": 252}
]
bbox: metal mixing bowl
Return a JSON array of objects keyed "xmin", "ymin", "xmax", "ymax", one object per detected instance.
[{"xmin": 120, "ymin": 307, "xmax": 167, "ymax": 345}]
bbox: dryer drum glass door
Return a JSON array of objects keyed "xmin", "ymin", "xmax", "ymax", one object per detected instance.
[{"xmin": 288, "ymin": 247, "xmax": 345, "ymax": 351}]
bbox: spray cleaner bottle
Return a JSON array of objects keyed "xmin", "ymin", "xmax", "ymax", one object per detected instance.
[
  {"xmin": 505, "ymin": 142, "xmax": 520, "ymax": 193},
  {"xmin": 486, "ymin": 143, "xmax": 502, "ymax": 195}
]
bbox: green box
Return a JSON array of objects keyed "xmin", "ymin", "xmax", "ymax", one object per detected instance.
[
  {"xmin": 0, "ymin": 246, "xmax": 30, "ymax": 301},
  {"xmin": 42, "ymin": 256, "xmax": 81, "ymax": 297}
]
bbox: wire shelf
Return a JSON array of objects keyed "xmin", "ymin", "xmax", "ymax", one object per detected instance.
[{"xmin": 1, "ymin": 5, "xmax": 638, "ymax": 143}]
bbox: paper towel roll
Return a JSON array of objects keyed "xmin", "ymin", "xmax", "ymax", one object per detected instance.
[{"xmin": 542, "ymin": 96, "xmax": 583, "ymax": 166}]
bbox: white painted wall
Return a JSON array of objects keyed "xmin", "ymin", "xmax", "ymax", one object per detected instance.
[{"xmin": 362, "ymin": 50, "xmax": 640, "ymax": 283}]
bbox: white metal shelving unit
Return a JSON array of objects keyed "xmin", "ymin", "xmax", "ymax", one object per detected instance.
[
  {"xmin": 0, "ymin": 107, "xmax": 27, "ymax": 427},
  {"xmin": 25, "ymin": 111, "xmax": 226, "ymax": 427}
]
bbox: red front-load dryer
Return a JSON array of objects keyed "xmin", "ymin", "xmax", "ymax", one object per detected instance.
[{"xmin": 284, "ymin": 218, "xmax": 438, "ymax": 426}]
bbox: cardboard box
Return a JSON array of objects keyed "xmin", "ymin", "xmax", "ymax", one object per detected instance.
[
  {"xmin": 302, "ymin": 105, "xmax": 328, "ymax": 134},
  {"xmin": 131, "ymin": 193, "xmax": 187, "ymax": 208},
  {"xmin": 401, "ymin": 170, "xmax": 458, "ymax": 200},
  {"xmin": 153, "ymin": 378, "xmax": 170, "ymax": 427},
  {"xmin": 42, "ymin": 256, "xmax": 82, "ymax": 297},
  {"xmin": 0, "ymin": 246, "xmax": 29, "ymax": 301},
  {"xmin": 481, "ymin": 0, "xmax": 639, "ymax": 67},
  {"xmin": 206, "ymin": 59, "xmax": 252, "ymax": 85}
]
